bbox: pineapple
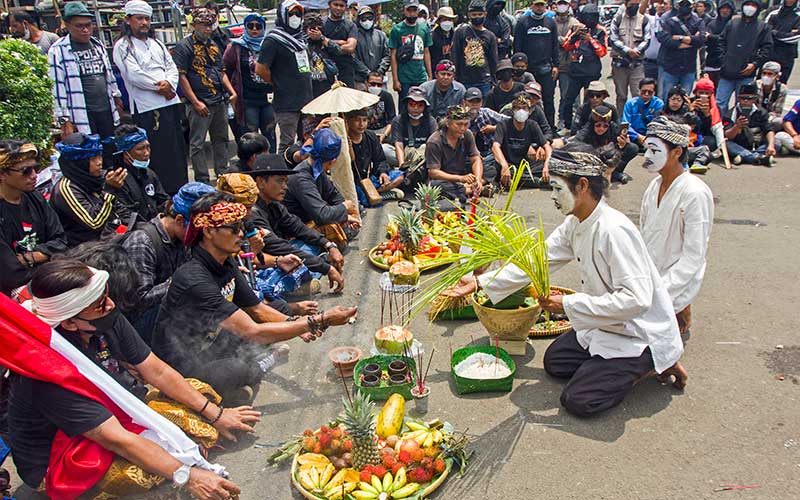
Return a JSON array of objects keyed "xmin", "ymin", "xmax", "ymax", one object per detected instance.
[
  {"xmin": 414, "ymin": 184, "xmax": 441, "ymax": 224},
  {"xmin": 389, "ymin": 208, "xmax": 426, "ymax": 259},
  {"xmin": 339, "ymin": 391, "xmax": 382, "ymax": 470}
]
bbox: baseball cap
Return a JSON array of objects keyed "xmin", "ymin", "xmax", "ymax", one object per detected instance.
[
  {"xmin": 465, "ymin": 87, "xmax": 483, "ymax": 101},
  {"xmin": 404, "ymin": 0, "xmax": 420, "ymax": 8},
  {"xmin": 523, "ymin": 82, "xmax": 542, "ymax": 98},
  {"xmin": 403, "ymin": 86, "xmax": 430, "ymax": 105}
]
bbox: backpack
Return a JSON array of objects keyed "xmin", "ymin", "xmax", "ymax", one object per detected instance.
[{"xmin": 397, "ymin": 25, "xmax": 420, "ymax": 63}]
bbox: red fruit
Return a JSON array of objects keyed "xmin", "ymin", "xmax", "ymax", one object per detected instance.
[
  {"xmin": 331, "ymin": 427, "xmax": 343, "ymax": 439},
  {"xmin": 318, "ymin": 433, "xmax": 332, "ymax": 448},
  {"xmin": 407, "ymin": 467, "xmax": 427, "ymax": 483},
  {"xmin": 433, "ymin": 459, "xmax": 446, "ymax": 474},
  {"xmin": 372, "ymin": 465, "xmax": 387, "ymax": 479},
  {"xmin": 397, "ymin": 451, "xmax": 413, "ymax": 465},
  {"xmin": 302, "ymin": 437, "xmax": 316, "ymax": 452},
  {"xmin": 399, "ymin": 439, "xmax": 420, "ymax": 455},
  {"xmin": 382, "ymin": 454, "xmax": 397, "ymax": 468},
  {"xmin": 303, "ymin": 429, "xmax": 314, "ymax": 437},
  {"xmin": 359, "ymin": 470, "xmax": 372, "ymax": 483},
  {"xmin": 391, "ymin": 463, "xmax": 403, "ymax": 476},
  {"xmin": 320, "ymin": 425, "xmax": 330, "ymax": 434},
  {"xmin": 313, "ymin": 443, "xmax": 322, "ymax": 454},
  {"xmin": 330, "ymin": 439, "xmax": 342, "ymax": 452},
  {"xmin": 420, "ymin": 457, "xmax": 433, "ymax": 469},
  {"xmin": 412, "ymin": 448, "xmax": 425, "ymax": 463},
  {"xmin": 362, "ymin": 465, "xmax": 374, "ymax": 474}
]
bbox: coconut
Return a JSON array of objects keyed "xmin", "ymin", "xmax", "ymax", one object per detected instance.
[
  {"xmin": 389, "ymin": 260, "xmax": 420, "ymax": 286},
  {"xmin": 374, "ymin": 325, "xmax": 414, "ymax": 354}
]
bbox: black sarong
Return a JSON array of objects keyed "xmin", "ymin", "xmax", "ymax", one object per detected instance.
[{"xmin": 134, "ymin": 103, "xmax": 188, "ymax": 194}]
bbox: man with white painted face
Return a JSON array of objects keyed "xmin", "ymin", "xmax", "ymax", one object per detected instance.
[
  {"xmin": 475, "ymin": 150, "xmax": 687, "ymax": 416},
  {"xmin": 640, "ymin": 117, "xmax": 713, "ymax": 340}
]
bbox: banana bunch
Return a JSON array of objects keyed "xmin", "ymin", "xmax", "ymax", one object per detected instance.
[
  {"xmin": 351, "ymin": 468, "xmax": 420, "ymax": 500},
  {"xmin": 297, "ymin": 464, "xmax": 359, "ymax": 499},
  {"xmin": 402, "ymin": 421, "xmax": 444, "ymax": 448}
]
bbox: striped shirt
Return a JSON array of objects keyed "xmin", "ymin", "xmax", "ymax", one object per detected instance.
[{"xmin": 48, "ymin": 34, "xmax": 120, "ymax": 134}]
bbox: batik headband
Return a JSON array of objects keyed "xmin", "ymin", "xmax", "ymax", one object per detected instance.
[
  {"xmin": 216, "ymin": 174, "xmax": 259, "ymax": 207},
  {"xmin": 447, "ymin": 105, "xmax": 470, "ymax": 121},
  {"xmin": 112, "ymin": 127, "xmax": 148, "ymax": 154},
  {"xmin": 548, "ymin": 151, "xmax": 606, "ymax": 178},
  {"xmin": 55, "ymin": 134, "xmax": 104, "ymax": 161},
  {"xmin": 436, "ymin": 60, "xmax": 455, "ymax": 74},
  {"xmin": 184, "ymin": 202, "xmax": 248, "ymax": 246},
  {"xmin": 591, "ymin": 107, "xmax": 612, "ymax": 121},
  {"xmin": 646, "ymin": 116, "xmax": 690, "ymax": 148},
  {"xmin": 0, "ymin": 142, "xmax": 38, "ymax": 170}
]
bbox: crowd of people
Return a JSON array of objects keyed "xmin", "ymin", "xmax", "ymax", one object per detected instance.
[{"xmin": 0, "ymin": 0, "xmax": 797, "ymax": 497}]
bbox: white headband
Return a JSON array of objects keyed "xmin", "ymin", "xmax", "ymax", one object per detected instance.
[
  {"xmin": 125, "ymin": 0, "xmax": 153, "ymax": 17},
  {"xmin": 29, "ymin": 267, "xmax": 109, "ymax": 326}
]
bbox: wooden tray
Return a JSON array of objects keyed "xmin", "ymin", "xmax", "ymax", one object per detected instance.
[
  {"xmin": 529, "ymin": 286, "xmax": 576, "ymax": 337},
  {"xmin": 368, "ymin": 245, "xmax": 452, "ymax": 272},
  {"xmin": 290, "ymin": 450, "xmax": 453, "ymax": 499}
]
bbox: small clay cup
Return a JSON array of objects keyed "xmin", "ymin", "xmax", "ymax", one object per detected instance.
[
  {"xmin": 362, "ymin": 363, "xmax": 381, "ymax": 378},
  {"xmin": 361, "ymin": 373, "xmax": 380, "ymax": 387},
  {"xmin": 388, "ymin": 373, "xmax": 407, "ymax": 385},
  {"xmin": 388, "ymin": 360, "xmax": 408, "ymax": 377}
]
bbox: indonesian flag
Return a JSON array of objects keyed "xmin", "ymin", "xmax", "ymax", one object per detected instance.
[{"xmin": 0, "ymin": 293, "xmax": 225, "ymax": 499}]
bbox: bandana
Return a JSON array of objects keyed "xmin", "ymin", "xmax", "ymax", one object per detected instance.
[
  {"xmin": 435, "ymin": 60, "xmax": 455, "ymax": 74},
  {"xmin": 124, "ymin": 0, "xmax": 153, "ymax": 17},
  {"xmin": 300, "ymin": 128, "xmax": 342, "ymax": 179},
  {"xmin": 591, "ymin": 106, "xmax": 612, "ymax": 121},
  {"xmin": 549, "ymin": 151, "xmax": 606, "ymax": 178},
  {"xmin": 646, "ymin": 116, "xmax": 691, "ymax": 148},
  {"xmin": 232, "ymin": 13, "xmax": 266, "ymax": 53},
  {"xmin": 447, "ymin": 105, "xmax": 470, "ymax": 121},
  {"xmin": 29, "ymin": 267, "xmax": 109, "ymax": 326},
  {"xmin": 193, "ymin": 7, "xmax": 217, "ymax": 25},
  {"xmin": 512, "ymin": 94, "xmax": 530, "ymax": 109},
  {"xmin": 184, "ymin": 202, "xmax": 248, "ymax": 246},
  {"xmin": 0, "ymin": 142, "xmax": 38, "ymax": 170},
  {"xmin": 111, "ymin": 127, "xmax": 148, "ymax": 154},
  {"xmin": 692, "ymin": 76, "xmax": 722, "ymax": 126},
  {"xmin": 172, "ymin": 182, "xmax": 215, "ymax": 219},
  {"xmin": 55, "ymin": 134, "xmax": 104, "ymax": 161},
  {"xmin": 216, "ymin": 173, "xmax": 259, "ymax": 207}
]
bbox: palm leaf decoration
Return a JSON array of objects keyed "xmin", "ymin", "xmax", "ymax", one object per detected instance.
[{"xmin": 408, "ymin": 161, "xmax": 550, "ymax": 322}]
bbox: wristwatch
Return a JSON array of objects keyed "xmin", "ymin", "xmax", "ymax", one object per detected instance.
[{"xmin": 172, "ymin": 464, "xmax": 192, "ymax": 489}]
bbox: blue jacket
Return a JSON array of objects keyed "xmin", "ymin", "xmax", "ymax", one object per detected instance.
[{"xmin": 622, "ymin": 96, "xmax": 665, "ymax": 142}]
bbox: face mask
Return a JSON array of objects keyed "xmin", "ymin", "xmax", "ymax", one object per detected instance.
[
  {"xmin": 195, "ymin": 31, "xmax": 210, "ymax": 41},
  {"xmin": 643, "ymin": 137, "xmax": 668, "ymax": 173},
  {"xmin": 626, "ymin": 4, "xmax": 640, "ymax": 16},
  {"xmin": 360, "ymin": 19, "xmax": 374, "ymax": 29},
  {"xmin": 23, "ymin": 27, "xmax": 31, "ymax": 40},
  {"xmin": 513, "ymin": 68, "xmax": 525, "ymax": 77},
  {"xmin": 470, "ymin": 16, "xmax": 486, "ymax": 26},
  {"xmin": 440, "ymin": 20, "xmax": 453, "ymax": 31},
  {"xmin": 80, "ymin": 307, "xmax": 121, "ymax": 334},
  {"xmin": 557, "ymin": 4, "xmax": 570, "ymax": 13},
  {"xmin": 406, "ymin": 15, "xmax": 418, "ymax": 23},
  {"xmin": 131, "ymin": 157, "xmax": 150, "ymax": 169},
  {"xmin": 367, "ymin": 86, "xmax": 382, "ymax": 94},
  {"xmin": 761, "ymin": 75, "xmax": 775, "ymax": 86},
  {"xmin": 288, "ymin": 15, "xmax": 303, "ymax": 29},
  {"xmin": 742, "ymin": 4, "xmax": 757, "ymax": 16},
  {"xmin": 513, "ymin": 109, "xmax": 530, "ymax": 122},
  {"xmin": 498, "ymin": 70, "xmax": 513, "ymax": 81},
  {"xmin": 409, "ymin": 112, "xmax": 423, "ymax": 120},
  {"xmin": 550, "ymin": 177, "xmax": 575, "ymax": 216}
]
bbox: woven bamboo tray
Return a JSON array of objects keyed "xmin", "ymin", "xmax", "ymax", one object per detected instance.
[
  {"xmin": 528, "ymin": 286, "xmax": 576, "ymax": 337},
  {"xmin": 368, "ymin": 245, "xmax": 451, "ymax": 271}
]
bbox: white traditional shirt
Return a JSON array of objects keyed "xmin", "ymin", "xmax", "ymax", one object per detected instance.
[
  {"xmin": 478, "ymin": 199, "xmax": 683, "ymax": 374},
  {"xmin": 640, "ymin": 172, "xmax": 714, "ymax": 313},
  {"xmin": 113, "ymin": 36, "xmax": 180, "ymax": 114}
]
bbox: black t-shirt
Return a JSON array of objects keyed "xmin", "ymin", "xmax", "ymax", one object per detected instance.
[
  {"xmin": 495, "ymin": 118, "xmax": 546, "ymax": 166},
  {"xmin": 258, "ymin": 37, "xmax": 313, "ymax": 113},
  {"xmin": 8, "ymin": 318, "xmax": 150, "ymax": 488},
  {"xmin": 485, "ymin": 82, "xmax": 525, "ymax": 112},
  {"xmin": 71, "ymin": 40, "xmax": 110, "ymax": 113},
  {"xmin": 240, "ymin": 46, "xmax": 270, "ymax": 104},
  {"xmin": 351, "ymin": 130, "xmax": 388, "ymax": 180},
  {"xmin": 368, "ymin": 90, "xmax": 397, "ymax": 132},
  {"xmin": 323, "ymin": 18, "xmax": 358, "ymax": 85},
  {"xmin": 389, "ymin": 114, "xmax": 438, "ymax": 149},
  {"xmin": 0, "ymin": 200, "xmax": 26, "ymax": 251},
  {"xmin": 172, "ymin": 34, "xmax": 226, "ymax": 105},
  {"xmin": 151, "ymin": 246, "xmax": 261, "ymax": 373}
]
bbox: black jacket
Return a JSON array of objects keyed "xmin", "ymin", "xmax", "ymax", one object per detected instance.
[
  {"xmin": 571, "ymin": 101, "xmax": 620, "ymax": 135},
  {"xmin": 513, "ymin": 14, "xmax": 560, "ymax": 70},
  {"xmin": 720, "ymin": 12, "xmax": 773, "ymax": 80},
  {"xmin": 563, "ymin": 20, "xmax": 608, "ymax": 79},
  {"xmin": 656, "ymin": 12, "xmax": 706, "ymax": 75},
  {"xmin": 430, "ymin": 26, "xmax": 454, "ymax": 68},
  {"xmin": 249, "ymin": 197, "xmax": 331, "ymax": 275},
  {"xmin": 766, "ymin": 4, "xmax": 800, "ymax": 62},
  {"xmin": 486, "ymin": 0, "xmax": 513, "ymax": 58},
  {"xmin": 108, "ymin": 166, "xmax": 169, "ymax": 225},
  {"xmin": 704, "ymin": 0, "xmax": 734, "ymax": 70},
  {"xmin": 0, "ymin": 191, "xmax": 67, "ymax": 295},
  {"xmin": 283, "ymin": 160, "xmax": 348, "ymax": 226},
  {"xmin": 51, "ymin": 177, "xmax": 122, "ymax": 247}
]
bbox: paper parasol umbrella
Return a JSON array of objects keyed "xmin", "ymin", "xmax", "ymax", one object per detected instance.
[{"xmin": 301, "ymin": 81, "xmax": 380, "ymax": 115}]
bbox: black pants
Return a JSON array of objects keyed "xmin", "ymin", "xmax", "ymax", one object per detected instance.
[
  {"xmin": 543, "ymin": 329, "xmax": 655, "ymax": 417},
  {"xmin": 534, "ymin": 69, "xmax": 557, "ymax": 129},
  {"xmin": 134, "ymin": 104, "xmax": 189, "ymax": 194},
  {"xmin": 181, "ymin": 335, "xmax": 263, "ymax": 404},
  {"xmin": 561, "ymin": 76, "xmax": 595, "ymax": 130},
  {"xmin": 778, "ymin": 58, "xmax": 794, "ymax": 84},
  {"xmin": 643, "ymin": 59, "xmax": 658, "ymax": 80},
  {"xmin": 616, "ymin": 141, "xmax": 639, "ymax": 174},
  {"xmin": 88, "ymin": 109, "xmax": 117, "ymax": 168}
]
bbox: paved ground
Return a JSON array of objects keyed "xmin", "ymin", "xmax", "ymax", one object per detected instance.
[{"xmin": 8, "ymin": 68, "xmax": 800, "ymax": 500}]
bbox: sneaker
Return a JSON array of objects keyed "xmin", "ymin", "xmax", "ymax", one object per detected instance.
[
  {"xmin": 612, "ymin": 171, "xmax": 632, "ymax": 184},
  {"xmin": 733, "ymin": 155, "xmax": 742, "ymax": 165},
  {"xmin": 766, "ymin": 155, "xmax": 775, "ymax": 167},
  {"xmin": 711, "ymin": 148, "xmax": 722, "ymax": 159},
  {"xmin": 380, "ymin": 189, "xmax": 404, "ymax": 201},
  {"xmin": 288, "ymin": 278, "xmax": 322, "ymax": 298},
  {"xmin": 689, "ymin": 163, "xmax": 709, "ymax": 174},
  {"xmin": 255, "ymin": 344, "xmax": 290, "ymax": 373}
]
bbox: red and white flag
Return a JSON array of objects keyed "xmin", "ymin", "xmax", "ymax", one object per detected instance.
[{"xmin": 0, "ymin": 293, "xmax": 224, "ymax": 499}]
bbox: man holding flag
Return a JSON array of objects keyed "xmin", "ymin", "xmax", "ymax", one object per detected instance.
[{"xmin": 1, "ymin": 260, "xmax": 258, "ymax": 499}]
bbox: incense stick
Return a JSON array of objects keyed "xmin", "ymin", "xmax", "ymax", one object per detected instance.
[
  {"xmin": 336, "ymin": 362, "xmax": 352, "ymax": 405},
  {"xmin": 422, "ymin": 347, "xmax": 435, "ymax": 389}
]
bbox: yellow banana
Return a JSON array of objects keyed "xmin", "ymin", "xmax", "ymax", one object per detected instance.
[
  {"xmin": 382, "ymin": 471, "xmax": 394, "ymax": 492},
  {"xmin": 309, "ymin": 466, "xmax": 320, "ymax": 487},
  {"xmin": 352, "ymin": 490, "xmax": 377, "ymax": 500},
  {"xmin": 358, "ymin": 481, "xmax": 379, "ymax": 495},
  {"xmin": 325, "ymin": 468, "xmax": 348, "ymax": 490},
  {"xmin": 318, "ymin": 464, "xmax": 334, "ymax": 489},
  {"xmin": 432, "ymin": 429, "xmax": 443, "ymax": 443},
  {"xmin": 298, "ymin": 470, "xmax": 317, "ymax": 491},
  {"xmin": 405, "ymin": 421, "xmax": 428, "ymax": 432},
  {"xmin": 325, "ymin": 481, "xmax": 358, "ymax": 499},
  {"xmin": 391, "ymin": 467, "xmax": 407, "ymax": 491},
  {"xmin": 371, "ymin": 475, "xmax": 383, "ymax": 492},
  {"xmin": 422, "ymin": 433, "xmax": 434, "ymax": 449},
  {"xmin": 391, "ymin": 483, "xmax": 420, "ymax": 499}
]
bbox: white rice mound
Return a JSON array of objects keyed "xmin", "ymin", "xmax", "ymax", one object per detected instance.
[{"xmin": 454, "ymin": 353, "xmax": 512, "ymax": 380}]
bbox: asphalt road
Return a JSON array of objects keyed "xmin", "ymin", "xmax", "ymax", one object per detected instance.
[{"xmin": 8, "ymin": 69, "xmax": 800, "ymax": 500}]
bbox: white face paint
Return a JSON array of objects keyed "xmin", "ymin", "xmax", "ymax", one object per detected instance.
[
  {"xmin": 642, "ymin": 137, "xmax": 669, "ymax": 173},
  {"xmin": 550, "ymin": 177, "xmax": 575, "ymax": 216}
]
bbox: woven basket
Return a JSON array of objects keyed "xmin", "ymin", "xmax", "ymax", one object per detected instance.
[
  {"xmin": 472, "ymin": 293, "xmax": 541, "ymax": 341},
  {"xmin": 528, "ymin": 286, "xmax": 576, "ymax": 337}
]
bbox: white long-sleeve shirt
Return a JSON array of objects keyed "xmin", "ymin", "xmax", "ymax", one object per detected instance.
[
  {"xmin": 478, "ymin": 199, "xmax": 683, "ymax": 374},
  {"xmin": 113, "ymin": 36, "xmax": 180, "ymax": 114},
  {"xmin": 640, "ymin": 172, "xmax": 714, "ymax": 313}
]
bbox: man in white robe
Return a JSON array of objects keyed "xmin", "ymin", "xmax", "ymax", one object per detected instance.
[
  {"xmin": 640, "ymin": 117, "xmax": 714, "ymax": 338},
  {"xmin": 477, "ymin": 151, "xmax": 687, "ymax": 417}
]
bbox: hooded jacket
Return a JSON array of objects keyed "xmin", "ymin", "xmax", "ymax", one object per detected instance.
[
  {"xmin": 513, "ymin": 8, "xmax": 560, "ymax": 70},
  {"xmin": 720, "ymin": 6, "xmax": 774, "ymax": 79},
  {"xmin": 355, "ymin": 22, "xmax": 391, "ymax": 78},
  {"xmin": 486, "ymin": 0, "xmax": 513, "ymax": 58},
  {"xmin": 562, "ymin": 5, "xmax": 608, "ymax": 79},
  {"xmin": 765, "ymin": 1, "xmax": 800, "ymax": 62},
  {"xmin": 704, "ymin": 0, "xmax": 735, "ymax": 70},
  {"xmin": 656, "ymin": 11, "xmax": 706, "ymax": 75}
]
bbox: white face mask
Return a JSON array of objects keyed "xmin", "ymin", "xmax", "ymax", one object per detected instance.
[
  {"xmin": 643, "ymin": 137, "xmax": 669, "ymax": 173},
  {"xmin": 23, "ymin": 27, "xmax": 31, "ymax": 40},
  {"xmin": 556, "ymin": 4, "xmax": 570, "ymax": 13},
  {"xmin": 409, "ymin": 112, "xmax": 423, "ymax": 120},
  {"xmin": 367, "ymin": 86, "xmax": 382, "ymax": 94},
  {"xmin": 440, "ymin": 20, "xmax": 453, "ymax": 31},
  {"xmin": 288, "ymin": 16, "xmax": 302, "ymax": 29},
  {"xmin": 742, "ymin": 5, "xmax": 757, "ymax": 16},
  {"xmin": 761, "ymin": 75, "xmax": 775, "ymax": 86},
  {"xmin": 550, "ymin": 177, "xmax": 575, "ymax": 216},
  {"xmin": 513, "ymin": 109, "xmax": 530, "ymax": 122},
  {"xmin": 360, "ymin": 20, "xmax": 374, "ymax": 29}
]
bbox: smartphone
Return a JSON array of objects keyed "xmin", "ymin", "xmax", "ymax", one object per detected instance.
[{"xmin": 619, "ymin": 122, "xmax": 629, "ymax": 136}]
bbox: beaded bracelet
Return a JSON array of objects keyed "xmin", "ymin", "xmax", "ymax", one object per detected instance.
[{"xmin": 209, "ymin": 405, "xmax": 224, "ymax": 425}]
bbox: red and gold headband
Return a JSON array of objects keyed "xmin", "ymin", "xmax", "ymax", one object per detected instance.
[
  {"xmin": 0, "ymin": 143, "xmax": 38, "ymax": 170},
  {"xmin": 184, "ymin": 202, "xmax": 248, "ymax": 246}
]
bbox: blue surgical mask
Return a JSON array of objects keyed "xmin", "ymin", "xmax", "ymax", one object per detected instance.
[{"xmin": 130, "ymin": 156, "xmax": 150, "ymax": 169}]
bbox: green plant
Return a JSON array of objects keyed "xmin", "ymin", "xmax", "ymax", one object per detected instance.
[
  {"xmin": 410, "ymin": 161, "xmax": 550, "ymax": 320},
  {"xmin": 0, "ymin": 39, "xmax": 54, "ymax": 163}
]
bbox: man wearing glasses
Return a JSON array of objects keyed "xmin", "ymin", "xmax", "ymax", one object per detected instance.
[
  {"xmin": 0, "ymin": 140, "xmax": 67, "ymax": 298},
  {"xmin": 722, "ymin": 83, "xmax": 777, "ymax": 166},
  {"xmin": 364, "ymin": 72, "xmax": 397, "ymax": 142},
  {"xmin": 622, "ymin": 77, "xmax": 664, "ymax": 147},
  {"xmin": 48, "ymin": 2, "xmax": 123, "ymax": 143}
]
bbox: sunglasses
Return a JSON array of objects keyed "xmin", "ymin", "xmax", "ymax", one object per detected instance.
[
  {"xmin": 78, "ymin": 284, "xmax": 110, "ymax": 318},
  {"xmin": 247, "ymin": 22, "xmax": 264, "ymax": 30},
  {"xmin": 639, "ymin": 89, "xmax": 655, "ymax": 95},
  {"xmin": 6, "ymin": 165, "xmax": 37, "ymax": 176},
  {"xmin": 368, "ymin": 82, "xmax": 383, "ymax": 87},
  {"xmin": 740, "ymin": 95, "xmax": 756, "ymax": 101},
  {"xmin": 219, "ymin": 221, "xmax": 245, "ymax": 233}
]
